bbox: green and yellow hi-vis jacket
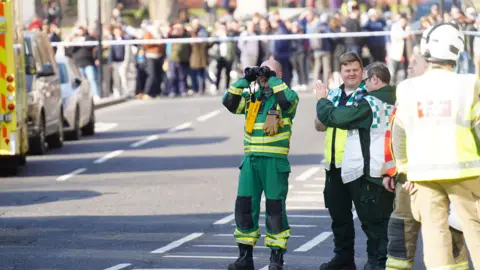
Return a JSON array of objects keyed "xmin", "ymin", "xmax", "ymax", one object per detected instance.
[{"xmin": 222, "ymin": 77, "xmax": 299, "ymax": 158}]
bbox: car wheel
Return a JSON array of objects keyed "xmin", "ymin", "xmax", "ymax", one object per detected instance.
[
  {"xmin": 47, "ymin": 111, "xmax": 64, "ymax": 149},
  {"xmin": 81, "ymin": 102, "xmax": 95, "ymax": 136},
  {"xmin": 67, "ymin": 107, "xmax": 81, "ymax": 141},
  {"xmin": 29, "ymin": 114, "xmax": 47, "ymax": 155}
]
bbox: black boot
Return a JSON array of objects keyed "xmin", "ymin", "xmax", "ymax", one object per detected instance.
[
  {"xmin": 228, "ymin": 244, "xmax": 254, "ymax": 270},
  {"xmin": 268, "ymin": 249, "xmax": 284, "ymax": 270},
  {"xmin": 319, "ymin": 256, "xmax": 356, "ymax": 270},
  {"xmin": 363, "ymin": 256, "xmax": 376, "ymax": 270}
]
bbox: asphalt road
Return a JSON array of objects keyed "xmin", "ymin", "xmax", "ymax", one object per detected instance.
[{"xmin": 0, "ymin": 93, "xmax": 454, "ymax": 270}]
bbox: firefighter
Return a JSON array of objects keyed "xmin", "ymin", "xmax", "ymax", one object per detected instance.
[
  {"xmin": 383, "ymin": 52, "xmax": 468, "ymax": 269},
  {"xmin": 392, "ymin": 22, "xmax": 480, "ymax": 268},
  {"xmin": 316, "ymin": 53, "xmax": 395, "ymax": 269},
  {"xmin": 222, "ymin": 59, "xmax": 299, "ymax": 270}
]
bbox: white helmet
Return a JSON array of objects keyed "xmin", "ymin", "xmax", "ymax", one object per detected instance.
[{"xmin": 420, "ymin": 22, "xmax": 465, "ymax": 63}]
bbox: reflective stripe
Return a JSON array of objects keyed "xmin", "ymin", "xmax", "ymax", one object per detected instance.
[
  {"xmin": 386, "ymin": 257, "xmax": 413, "ymax": 270},
  {"xmin": 236, "ymin": 97, "xmax": 246, "ymax": 114},
  {"xmin": 244, "ymin": 132, "xmax": 291, "ymax": 144},
  {"xmin": 228, "ymin": 86, "xmax": 243, "ymax": 95},
  {"xmin": 244, "ymin": 145, "xmax": 289, "ymax": 155},
  {"xmin": 265, "ymin": 229, "xmax": 290, "ymax": 249},
  {"xmin": 253, "ymin": 118, "xmax": 291, "ymax": 130},
  {"xmin": 234, "ymin": 228, "xmax": 260, "ymax": 246},
  {"xmin": 272, "ymin": 83, "xmax": 287, "ymax": 93},
  {"xmin": 287, "ymin": 99, "xmax": 298, "ymax": 114},
  {"xmin": 453, "ymin": 262, "xmax": 469, "ymax": 270}
]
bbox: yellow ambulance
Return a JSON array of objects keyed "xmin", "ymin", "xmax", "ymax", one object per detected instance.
[{"xmin": 0, "ymin": 0, "xmax": 31, "ymax": 175}]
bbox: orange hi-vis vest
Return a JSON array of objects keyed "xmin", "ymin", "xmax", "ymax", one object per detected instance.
[{"xmin": 384, "ymin": 106, "xmax": 397, "ymax": 177}]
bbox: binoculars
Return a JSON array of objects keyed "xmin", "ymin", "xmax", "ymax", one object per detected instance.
[{"xmin": 244, "ymin": 66, "xmax": 276, "ymax": 82}]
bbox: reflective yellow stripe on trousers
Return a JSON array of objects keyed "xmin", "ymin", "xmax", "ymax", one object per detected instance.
[
  {"xmin": 386, "ymin": 257, "xmax": 413, "ymax": 270},
  {"xmin": 265, "ymin": 229, "xmax": 291, "ymax": 249},
  {"xmin": 234, "ymin": 228, "xmax": 260, "ymax": 246}
]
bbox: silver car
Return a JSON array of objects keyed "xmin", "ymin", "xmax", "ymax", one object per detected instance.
[{"xmin": 55, "ymin": 54, "xmax": 95, "ymax": 140}]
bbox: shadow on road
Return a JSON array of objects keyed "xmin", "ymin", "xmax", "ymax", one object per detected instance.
[{"xmin": 0, "ymin": 190, "xmax": 103, "ymax": 206}]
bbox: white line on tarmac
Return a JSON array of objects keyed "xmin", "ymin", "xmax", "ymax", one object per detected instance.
[
  {"xmin": 287, "ymin": 196, "xmax": 323, "ymax": 202},
  {"xmin": 230, "ymin": 224, "xmax": 316, "ymax": 228},
  {"xmin": 294, "ymin": 232, "xmax": 333, "ymax": 252},
  {"xmin": 193, "ymin": 244, "xmax": 268, "ymax": 249},
  {"xmin": 214, "ymin": 234, "xmax": 305, "ymax": 238},
  {"xmin": 168, "ymin": 122, "xmax": 192, "ymax": 133},
  {"xmin": 196, "ymin": 110, "xmax": 221, "ymax": 122},
  {"xmin": 151, "ymin": 232, "xmax": 203, "ymax": 254},
  {"xmin": 293, "ymin": 191, "xmax": 323, "ymax": 195},
  {"xmin": 163, "ymin": 255, "xmax": 249, "ymax": 259},
  {"xmin": 56, "ymin": 168, "xmax": 87, "ymax": 182},
  {"xmin": 213, "ymin": 213, "xmax": 235, "ymax": 225},
  {"xmin": 93, "ymin": 150, "xmax": 125, "ymax": 164},
  {"xmin": 103, "ymin": 264, "xmax": 132, "ymax": 270},
  {"xmin": 303, "ymin": 184, "xmax": 325, "ymax": 188},
  {"xmin": 314, "ymin": 177, "xmax": 325, "ymax": 181},
  {"xmin": 130, "ymin": 135, "xmax": 160, "ymax": 148},
  {"xmin": 295, "ymin": 167, "xmax": 321, "ymax": 181}
]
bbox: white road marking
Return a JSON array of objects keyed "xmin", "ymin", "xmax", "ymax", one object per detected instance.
[
  {"xmin": 196, "ymin": 110, "xmax": 221, "ymax": 122},
  {"xmin": 103, "ymin": 264, "xmax": 132, "ymax": 270},
  {"xmin": 163, "ymin": 255, "xmax": 250, "ymax": 259},
  {"xmin": 293, "ymin": 191, "xmax": 323, "ymax": 195},
  {"xmin": 303, "ymin": 184, "xmax": 325, "ymax": 188},
  {"xmin": 151, "ymin": 232, "xmax": 203, "ymax": 254},
  {"xmin": 56, "ymin": 168, "xmax": 87, "ymax": 182},
  {"xmin": 213, "ymin": 213, "xmax": 235, "ymax": 225},
  {"xmin": 193, "ymin": 244, "xmax": 268, "ymax": 249},
  {"xmin": 260, "ymin": 266, "xmax": 269, "ymax": 270},
  {"xmin": 287, "ymin": 196, "xmax": 322, "ymax": 202},
  {"xmin": 93, "ymin": 150, "xmax": 124, "ymax": 164},
  {"xmin": 230, "ymin": 224, "xmax": 316, "ymax": 228},
  {"xmin": 95, "ymin": 122, "xmax": 118, "ymax": 132},
  {"xmin": 289, "ymin": 184, "xmax": 293, "ymax": 189},
  {"xmin": 214, "ymin": 234, "xmax": 305, "ymax": 238},
  {"xmin": 168, "ymin": 122, "xmax": 192, "ymax": 133},
  {"xmin": 294, "ymin": 232, "xmax": 333, "ymax": 252},
  {"xmin": 314, "ymin": 177, "xmax": 325, "ymax": 181},
  {"xmin": 130, "ymin": 135, "xmax": 160, "ymax": 148},
  {"xmin": 295, "ymin": 167, "xmax": 322, "ymax": 181}
]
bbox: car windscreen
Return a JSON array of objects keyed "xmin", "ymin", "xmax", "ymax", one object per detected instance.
[{"xmin": 57, "ymin": 63, "xmax": 68, "ymax": 84}]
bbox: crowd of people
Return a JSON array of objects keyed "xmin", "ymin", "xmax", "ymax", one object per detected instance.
[{"xmin": 27, "ymin": 1, "xmax": 480, "ymax": 101}]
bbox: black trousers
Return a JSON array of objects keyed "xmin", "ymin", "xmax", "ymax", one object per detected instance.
[{"xmin": 324, "ymin": 167, "xmax": 394, "ymax": 267}]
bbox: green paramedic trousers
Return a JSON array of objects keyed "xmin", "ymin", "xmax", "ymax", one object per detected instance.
[
  {"xmin": 234, "ymin": 156, "xmax": 291, "ymax": 250},
  {"xmin": 324, "ymin": 167, "xmax": 394, "ymax": 267}
]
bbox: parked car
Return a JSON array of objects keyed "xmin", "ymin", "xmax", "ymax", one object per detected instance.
[
  {"xmin": 24, "ymin": 31, "xmax": 64, "ymax": 155},
  {"xmin": 55, "ymin": 54, "xmax": 95, "ymax": 140}
]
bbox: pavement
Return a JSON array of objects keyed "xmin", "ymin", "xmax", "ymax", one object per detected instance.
[{"xmin": 0, "ymin": 92, "xmax": 461, "ymax": 270}]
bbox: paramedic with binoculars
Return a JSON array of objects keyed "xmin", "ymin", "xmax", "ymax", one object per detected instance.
[{"xmin": 222, "ymin": 59, "xmax": 299, "ymax": 270}]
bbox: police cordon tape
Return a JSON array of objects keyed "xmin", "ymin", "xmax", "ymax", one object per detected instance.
[{"xmin": 50, "ymin": 29, "xmax": 480, "ymax": 47}]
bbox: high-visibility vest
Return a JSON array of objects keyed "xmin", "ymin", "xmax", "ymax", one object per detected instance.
[
  {"xmin": 395, "ymin": 69, "xmax": 480, "ymax": 181},
  {"xmin": 324, "ymin": 84, "xmax": 366, "ymax": 170}
]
